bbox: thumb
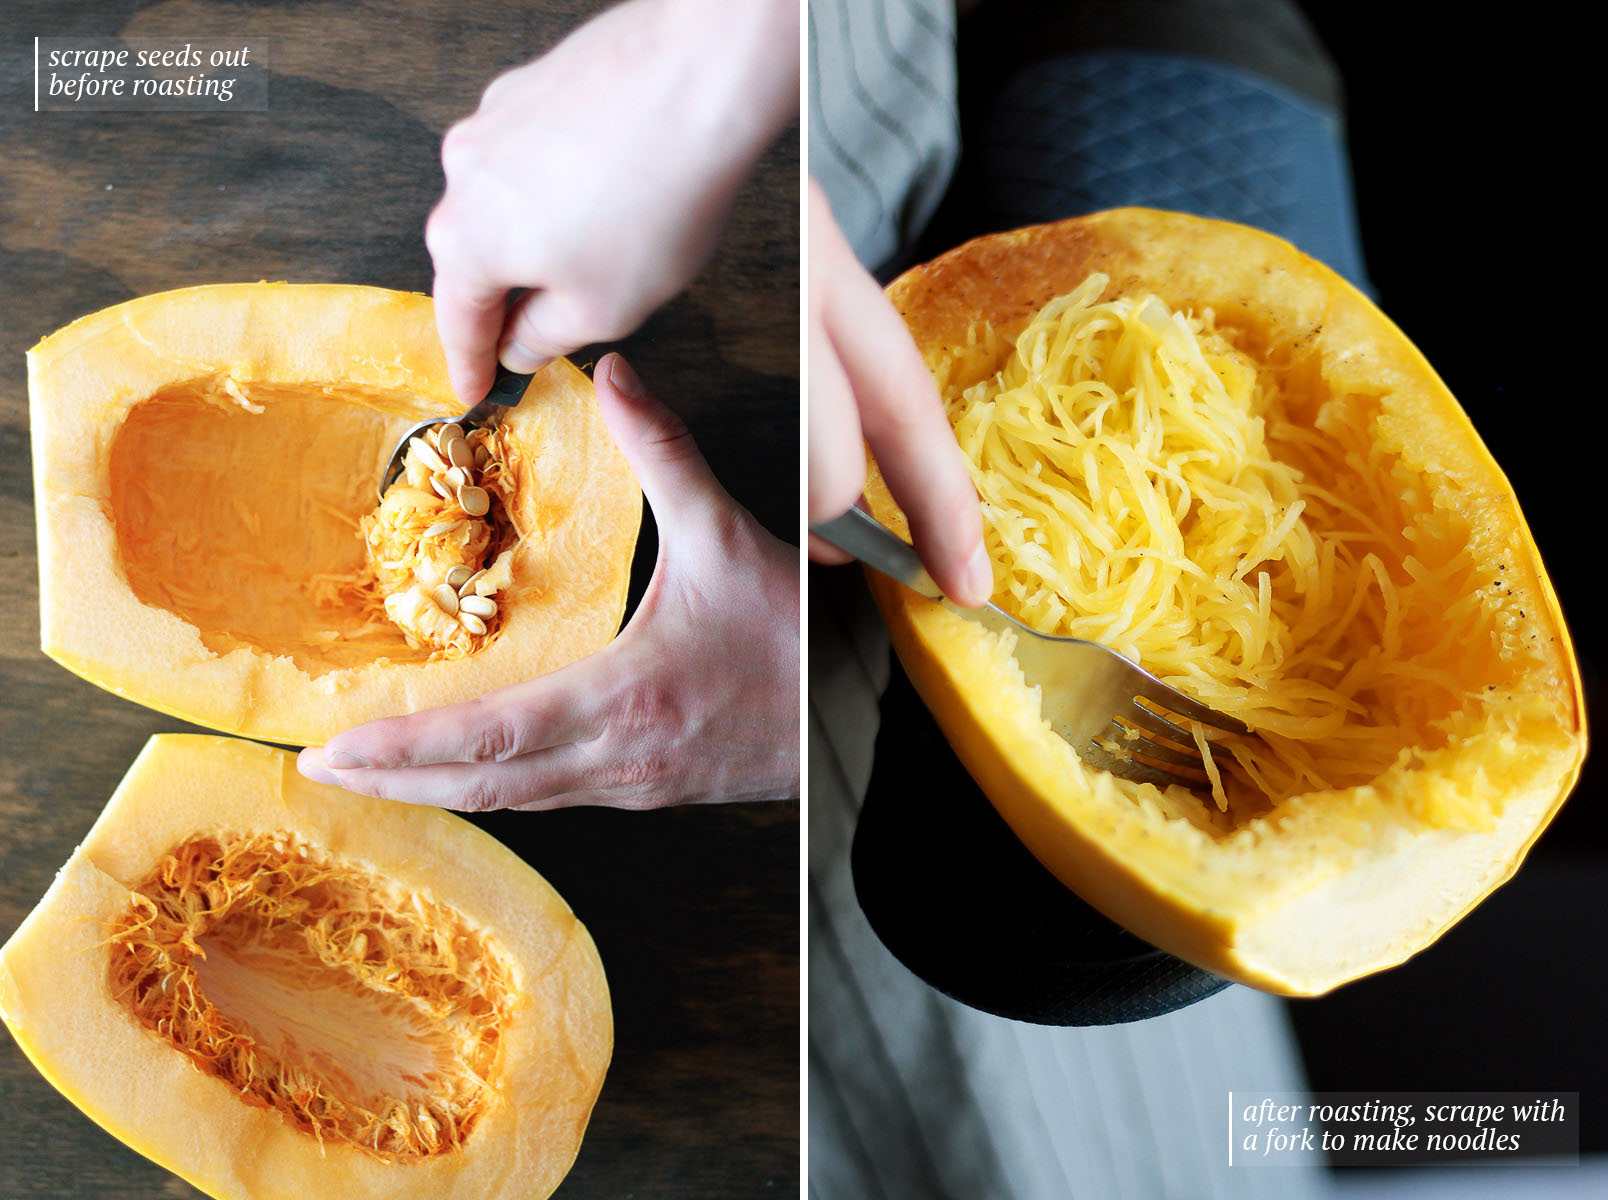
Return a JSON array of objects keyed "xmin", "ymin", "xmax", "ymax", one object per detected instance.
[{"xmin": 594, "ymin": 353, "xmax": 729, "ymax": 535}]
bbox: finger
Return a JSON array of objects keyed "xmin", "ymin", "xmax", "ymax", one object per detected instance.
[
  {"xmin": 319, "ymin": 741, "xmax": 611, "ymax": 813},
  {"xmin": 815, "ymin": 208, "xmax": 990, "ymax": 607},
  {"xmin": 311, "ymin": 654, "xmax": 621, "ymax": 772},
  {"xmin": 807, "ymin": 532, "xmax": 853, "ymax": 564},
  {"xmin": 593, "ymin": 353, "xmax": 730, "ymax": 536},
  {"xmin": 805, "ymin": 302, "xmax": 867, "ymax": 524},
  {"xmin": 496, "ymin": 288, "xmax": 585, "ymax": 373},
  {"xmin": 297, "ymin": 747, "xmax": 342, "ymax": 787},
  {"xmin": 429, "ymin": 256, "xmax": 510, "ymax": 407}
]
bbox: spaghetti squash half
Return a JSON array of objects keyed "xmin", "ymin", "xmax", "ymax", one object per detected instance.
[{"xmin": 865, "ymin": 209, "xmax": 1584, "ymax": 995}]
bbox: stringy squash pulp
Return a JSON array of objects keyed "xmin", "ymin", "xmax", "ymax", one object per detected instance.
[
  {"xmin": 866, "ymin": 209, "xmax": 1585, "ymax": 995},
  {"xmin": 30, "ymin": 283, "xmax": 641, "ymax": 744},
  {"xmin": 0, "ymin": 735, "xmax": 610, "ymax": 1200}
]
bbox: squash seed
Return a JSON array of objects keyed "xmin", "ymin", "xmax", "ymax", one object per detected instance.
[
  {"xmin": 445, "ymin": 565, "xmax": 473, "ymax": 590},
  {"xmin": 458, "ymin": 569, "xmax": 485, "ymax": 597},
  {"xmin": 404, "ymin": 458, "xmax": 433, "ymax": 491},
  {"xmin": 473, "ymin": 444, "xmax": 492, "ymax": 469},
  {"xmin": 409, "ymin": 437, "xmax": 448, "ymax": 474},
  {"xmin": 459, "ymin": 612, "xmax": 488, "ymax": 636},
  {"xmin": 444, "ymin": 466, "xmax": 470, "ymax": 489},
  {"xmin": 422, "ymin": 519, "xmax": 461, "ymax": 539},
  {"xmin": 429, "ymin": 475, "xmax": 453, "ymax": 501},
  {"xmin": 458, "ymin": 486, "xmax": 491, "ymax": 517},
  {"xmin": 459, "ymin": 595, "xmax": 497, "ymax": 619},
  {"xmin": 431, "ymin": 584, "xmax": 460, "ymax": 615},
  {"xmin": 446, "ymin": 437, "xmax": 475, "ymax": 471},
  {"xmin": 437, "ymin": 423, "xmax": 464, "ymax": 448}
]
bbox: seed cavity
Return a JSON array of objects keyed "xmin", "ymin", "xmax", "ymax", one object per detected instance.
[
  {"xmin": 106, "ymin": 832, "xmax": 514, "ymax": 1161},
  {"xmin": 365, "ymin": 423, "xmax": 513, "ymax": 653}
]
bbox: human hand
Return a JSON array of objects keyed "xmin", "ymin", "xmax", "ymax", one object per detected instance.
[
  {"xmin": 298, "ymin": 353, "xmax": 799, "ymax": 811},
  {"xmin": 426, "ymin": 0, "xmax": 799, "ymax": 405},
  {"xmin": 806, "ymin": 181, "xmax": 991, "ymax": 607}
]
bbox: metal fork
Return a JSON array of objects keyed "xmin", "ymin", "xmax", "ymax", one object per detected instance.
[{"xmin": 813, "ymin": 506, "xmax": 1251, "ymax": 788}]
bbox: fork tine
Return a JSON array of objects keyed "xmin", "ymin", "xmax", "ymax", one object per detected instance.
[
  {"xmin": 1096, "ymin": 720, "xmax": 1201, "ymax": 767},
  {"xmin": 1079, "ymin": 743, "xmax": 1204, "ymax": 789},
  {"xmin": 1114, "ymin": 698, "xmax": 1199, "ymax": 749},
  {"xmin": 1128, "ymin": 675, "xmax": 1251, "ymax": 735}
]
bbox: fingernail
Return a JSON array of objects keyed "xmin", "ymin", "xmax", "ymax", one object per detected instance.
[
  {"xmin": 965, "ymin": 542, "xmax": 993, "ymax": 605},
  {"xmin": 606, "ymin": 354, "xmax": 645, "ymax": 400},
  {"xmin": 499, "ymin": 338, "xmax": 548, "ymax": 374},
  {"xmin": 324, "ymin": 749, "xmax": 369, "ymax": 771},
  {"xmin": 296, "ymin": 749, "xmax": 341, "ymax": 787}
]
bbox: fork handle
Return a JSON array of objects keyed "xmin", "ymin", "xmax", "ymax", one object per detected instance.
[{"xmin": 810, "ymin": 506, "xmax": 945, "ymax": 601}]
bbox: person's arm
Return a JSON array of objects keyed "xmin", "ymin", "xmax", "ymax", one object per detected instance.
[
  {"xmin": 299, "ymin": 1, "xmax": 802, "ymax": 810},
  {"xmin": 426, "ymin": 0, "xmax": 799, "ymax": 404},
  {"xmin": 806, "ymin": 181, "xmax": 990, "ymax": 606}
]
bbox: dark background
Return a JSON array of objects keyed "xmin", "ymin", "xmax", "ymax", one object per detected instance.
[
  {"xmin": 1289, "ymin": 2, "xmax": 1603, "ymax": 1151},
  {"xmin": 0, "ymin": 3, "xmax": 799, "ymax": 1198}
]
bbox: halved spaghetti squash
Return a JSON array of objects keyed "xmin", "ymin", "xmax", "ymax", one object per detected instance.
[
  {"xmin": 865, "ymin": 208, "xmax": 1585, "ymax": 995},
  {"xmin": 29, "ymin": 283, "xmax": 641, "ymax": 745},
  {"xmin": 0, "ymin": 734, "xmax": 610, "ymax": 1200}
]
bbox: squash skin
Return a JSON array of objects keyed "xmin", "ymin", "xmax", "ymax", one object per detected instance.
[
  {"xmin": 865, "ymin": 208, "xmax": 1586, "ymax": 996},
  {"xmin": 0, "ymin": 734, "xmax": 610, "ymax": 1200},
  {"xmin": 29, "ymin": 283, "xmax": 642, "ymax": 745}
]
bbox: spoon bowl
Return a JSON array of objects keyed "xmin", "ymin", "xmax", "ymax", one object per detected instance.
[{"xmin": 378, "ymin": 365, "xmax": 532, "ymax": 500}]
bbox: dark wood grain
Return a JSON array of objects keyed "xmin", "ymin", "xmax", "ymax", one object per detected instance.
[{"xmin": 0, "ymin": 3, "xmax": 799, "ymax": 1197}]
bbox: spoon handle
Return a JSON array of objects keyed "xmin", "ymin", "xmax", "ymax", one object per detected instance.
[{"xmin": 461, "ymin": 364, "xmax": 533, "ymax": 427}]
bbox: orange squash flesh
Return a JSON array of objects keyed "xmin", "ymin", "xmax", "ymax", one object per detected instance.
[
  {"xmin": 30, "ymin": 283, "xmax": 641, "ymax": 745},
  {"xmin": 0, "ymin": 734, "xmax": 610, "ymax": 1200},
  {"xmin": 866, "ymin": 209, "xmax": 1586, "ymax": 995}
]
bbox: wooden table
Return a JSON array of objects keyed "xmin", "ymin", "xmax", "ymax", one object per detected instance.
[{"xmin": 0, "ymin": 3, "xmax": 799, "ymax": 1196}]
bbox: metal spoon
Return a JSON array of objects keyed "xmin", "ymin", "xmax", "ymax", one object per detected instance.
[{"xmin": 377, "ymin": 364, "xmax": 532, "ymax": 500}]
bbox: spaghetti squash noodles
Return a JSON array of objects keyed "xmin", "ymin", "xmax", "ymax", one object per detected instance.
[{"xmin": 949, "ymin": 274, "xmax": 1509, "ymax": 818}]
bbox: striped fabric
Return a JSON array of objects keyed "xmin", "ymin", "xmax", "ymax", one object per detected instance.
[
  {"xmin": 808, "ymin": 569, "xmax": 1334, "ymax": 1199},
  {"xmin": 807, "ymin": 0, "xmax": 958, "ymax": 268}
]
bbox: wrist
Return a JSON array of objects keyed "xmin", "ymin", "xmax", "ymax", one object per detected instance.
[{"xmin": 655, "ymin": 0, "xmax": 799, "ymax": 152}]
